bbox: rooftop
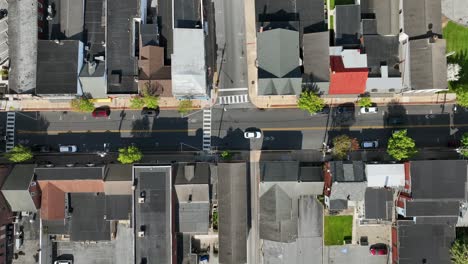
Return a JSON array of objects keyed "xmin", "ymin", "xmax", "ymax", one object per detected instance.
[
  {"xmin": 8, "ymin": 0, "xmax": 37, "ymax": 93},
  {"xmin": 104, "ymin": 195, "xmax": 132, "ymax": 220},
  {"xmin": 104, "ymin": 164, "xmax": 133, "ymax": 181},
  {"xmin": 171, "ymin": 28, "xmax": 207, "ymax": 98},
  {"xmin": 410, "ymin": 160, "xmax": 466, "ymax": 200},
  {"xmin": 35, "ymin": 166, "xmax": 105, "ymax": 181},
  {"xmin": 106, "ymin": 0, "xmax": 139, "ymax": 93},
  {"xmin": 329, "ymin": 182, "xmax": 367, "ymax": 210},
  {"xmin": 1, "ymin": 164, "xmax": 35, "ymax": 190},
  {"xmin": 218, "ymin": 163, "xmax": 248, "ymax": 264},
  {"xmin": 364, "ymin": 188, "xmax": 393, "ymax": 220},
  {"xmin": 134, "ymin": 165, "xmax": 172, "ymax": 264},
  {"xmin": 173, "ymin": 0, "xmax": 201, "ymax": 28},
  {"xmin": 402, "ymin": 0, "xmax": 442, "ymax": 38},
  {"xmin": 36, "ymin": 40, "xmax": 81, "ymax": 95},
  {"xmin": 363, "ymin": 35, "xmax": 401, "ymax": 78},
  {"xmin": 360, "ymin": 0, "xmax": 399, "ymax": 36},
  {"xmin": 329, "ymin": 161, "xmax": 365, "ymax": 182},
  {"xmin": 365, "ymin": 163, "xmax": 405, "ymax": 188},
  {"xmin": 335, "ymin": 5, "xmax": 361, "ymax": 47},
  {"xmin": 409, "ymin": 38, "xmax": 447, "ymax": 90},
  {"xmin": 329, "ymin": 55, "xmax": 368, "ymax": 94},
  {"xmin": 396, "ymin": 221, "xmax": 455, "ymax": 264},
  {"xmin": 302, "ymin": 32, "xmax": 330, "ymax": 82},
  {"xmin": 174, "ymin": 162, "xmax": 210, "ymax": 185},
  {"xmin": 70, "ymin": 193, "xmax": 110, "ymax": 241},
  {"xmin": 260, "ymin": 161, "xmax": 300, "ymax": 182},
  {"xmin": 175, "ymin": 184, "xmax": 210, "ymax": 233}
]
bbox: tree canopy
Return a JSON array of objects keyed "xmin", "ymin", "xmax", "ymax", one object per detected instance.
[
  {"xmin": 178, "ymin": 100, "xmax": 193, "ymax": 114},
  {"xmin": 5, "ymin": 145, "xmax": 33, "ymax": 163},
  {"xmin": 387, "ymin": 129, "xmax": 417, "ymax": 161},
  {"xmin": 358, "ymin": 97, "xmax": 372, "ymax": 108},
  {"xmin": 118, "ymin": 146, "xmax": 143, "ymax": 164},
  {"xmin": 450, "ymin": 239, "xmax": 468, "ymax": 264},
  {"xmin": 297, "ymin": 91, "xmax": 325, "ymax": 114},
  {"xmin": 71, "ymin": 97, "xmax": 95, "ymax": 112},
  {"xmin": 332, "ymin": 135, "xmax": 359, "ymax": 159},
  {"xmin": 130, "ymin": 88, "xmax": 159, "ymax": 109}
]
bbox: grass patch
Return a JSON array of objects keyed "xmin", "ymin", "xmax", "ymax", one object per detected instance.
[
  {"xmin": 324, "ymin": 215, "xmax": 353, "ymax": 246},
  {"xmin": 329, "ymin": 0, "xmax": 335, "ymax": 9},
  {"xmin": 444, "ymin": 21, "xmax": 468, "ymax": 100},
  {"xmin": 329, "ymin": 15, "xmax": 334, "ymax": 30},
  {"xmin": 444, "ymin": 21, "xmax": 468, "ymax": 54}
]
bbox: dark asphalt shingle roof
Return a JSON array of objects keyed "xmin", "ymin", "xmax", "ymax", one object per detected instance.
[
  {"xmin": 140, "ymin": 24, "xmax": 159, "ymax": 47},
  {"xmin": 42, "ymin": 219, "xmax": 71, "ymax": 235},
  {"xmin": 329, "ymin": 161, "xmax": 365, "ymax": 182},
  {"xmin": 329, "ymin": 199, "xmax": 347, "ymax": 210},
  {"xmin": 70, "ymin": 193, "xmax": 110, "ymax": 241},
  {"xmin": 402, "ymin": 0, "xmax": 442, "ymax": 38},
  {"xmin": 105, "ymin": 195, "xmax": 131, "ymax": 220},
  {"xmin": 299, "ymin": 165, "xmax": 324, "ymax": 182},
  {"xmin": 397, "ymin": 221, "xmax": 455, "ymax": 264},
  {"xmin": 218, "ymin": 163, "xmax": 247, "ymax": 264},
  {"xmin": 409, "ymin": 38, "xmax": 447, "ymax": 90},
  {"xmin": 83, "ymin": 0, "xmax": 105, "ymax": 57},
  {"xmin": 174, "ymin": 163, "xmax": 210, "ymax": 185},
  {"xmin": 36, "ymin": 40, "xmax": 80, "ymax": 94},
  {"xmin": 364, "ymin": 188, "xmax": 393, "ymax": 220},
  {"xmin": 260, "ymin": 161, "xmax": 300, "ymax": 182},
  {"xmin": 176, "ymin": 233, "xmax": 197, "ymax": 264},
  {"xmin": 158, "ymin": 0, "xmax": 173, "ymax": 62},
  {"xmin": 173, "ymin": 0, "xmax": 201, "ymax": 28},
  {"xmin": 363, "ymin": 35, "xmax": 400, "ymax": 77},
  {"xmin": 35, "ymin": 166, "xmax": 105, "ymax": 181},
  {"xmin": 106, "ymin": 0, "xmax": 139, "ymax": 93},
  {"xmin": 104, "ymin": 164, "xmax": 132, "ymax": 181},
  {"xmin": 303, "ymin": 32, "xmax": 330, "ymax": 82},
  {"xmin": 134, "ymin": 166, "xmax": 172, "ymax": 264},
  {"xmin": 405, "ymin": 200, "xmax": 460, "ymax": 217},
  {"xmin": 410, "ymin": 160, "xmax": 466, "ymax": 200},
  {"xmin": 335, "ymin": 5, "xmax": 361, "ymax": 46}
]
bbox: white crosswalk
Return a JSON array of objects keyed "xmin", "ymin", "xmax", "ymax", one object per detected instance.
[
  {"xmin": 5, "ymin": 112, "xmax": 15, "ymax": 152},
  {"xmin": 218, "ymin": 94, "xmax": 249, "ymax": 105},
  {"xmin": 202, "ymin": 108, "xmax": 212, "ymax": 152}
]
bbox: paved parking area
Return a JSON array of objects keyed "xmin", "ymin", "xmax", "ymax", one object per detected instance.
[
  {"xmin": 355, "ymin": 224, "xmax": 391, "ymax": 246},
  {"xmin": 55, "ymin": 223, "xmax": 132, "ymax": 264},
  {"xmin": 323, "ymin": 245, "xmax": 389, "ymax": 264}
]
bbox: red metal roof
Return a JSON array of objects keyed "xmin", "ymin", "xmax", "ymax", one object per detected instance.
[{"xmin": 329, "ymin": 56, "xmax": 368, "ymax": 94}]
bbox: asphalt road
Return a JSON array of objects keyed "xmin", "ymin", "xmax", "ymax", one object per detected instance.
[{"xmin": 9, "ymin": 103, "xmax": 468, "ymax": 153}]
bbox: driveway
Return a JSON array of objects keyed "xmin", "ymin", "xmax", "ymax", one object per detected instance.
[{"xmin": 323, "ymin": 245, "xmax": 388, "ymax": 264}]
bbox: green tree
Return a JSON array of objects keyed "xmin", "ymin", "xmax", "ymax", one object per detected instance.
[
  {"xmin": 5, "ymin": 145, "xmax": 33, "ymax": 163},
  {"xmin": 450, "ymin": 239, "xmax": 468, "ymax": 264},
  {"xmin": 178, "ymin": 100, "xmax": 193, "ymax": 114},
  {"xmin": 358, "ymin": 97, "xmax": 372, "ymax": 108},
  {"xmin": 71, "ymin": 97, "xmax": 95, "ymax": 112},
  {"xmin": 220, "ymin": 150, "xmax": 232, "ymax": 160},
  {"xmin": 297, "ymin": 91, "xmax": 325, "ymax": 114},
  {"xmin": 212, "ymin": 211, "xmax": 218, "ymax": 230},
  {"xmin": 456, "ymin": 87, "xmax": 468, "ymax": 107},
  {"xmin": 117, "ymin": 146, "xmax": 143, "ymax": 164},
  {"xmin": 129, "ymin": 88, "xmax": 159, "ymax": 109},
  {"xmin": 332, "ymin": 135, "xmax": 359, "ymax": 159},
  {"xmin": 130, "ymin": 96, "xmax": 145, "ymax": 109},
  {"xmin": 387, "ymin": 129, "xmax": 417, "ymax": 161},
  {"xmin": 458, "ymin": 133, "xmax": 468, "ymax": 157}
]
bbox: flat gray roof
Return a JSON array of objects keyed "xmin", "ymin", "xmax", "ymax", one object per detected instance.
[
  {"xmin": 218, "ymin": 163, "xmax": 248, "ymax": 264},
  {"xmin": 303, "ymin": 32, "xmax": 330, "ymax": 82},
  {"xmin": 2, "ymin": 165, "xmax": 35, "ymax": 190},
  {"xmin": 104, "ymin": 164, "xmax": 133, "ymax": 181},
  {"xmin": 173, "ymin": 0, "xmax": 201, "ymax": 28},
  {"xmin": 403, "ymin": 0, "xmax": 442, "ymax": 38},
  {"xmin": 70, "ymin": 193, "xmax": 110, "ymax": 241},
  {"xmin": 134, "ymin": 165, "xmax": 172, "ymax": 264},
  {"xmin": 360, "ymin": 0, "xmax": 399, "ymax": 36},
  {"xmin": 364, "ymin": 188, "xmax": 393, "ymax": 220},
  {"xmin": 35, "ymin": 166, "xmax": 105, "ymax": 181},
  {"xmin": 335, "ymin": 5, "xmax": 361, "ymax": 46},
  {"xmin": 409, "ymin": 38, "xmax": 447, "ymax": 90},
  {"xmin": 105, "ymin": 195, "xmax": 132, "ymax": 220}
]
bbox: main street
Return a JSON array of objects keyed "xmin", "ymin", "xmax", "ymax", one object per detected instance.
[{"xmin": 9, "ymin": 103, "xmax": 466, "ymax": 153}]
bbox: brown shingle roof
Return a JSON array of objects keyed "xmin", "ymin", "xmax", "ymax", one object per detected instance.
[{"xmin": 138, "ymin": 46, "xmax": 172, "ymax": 97}]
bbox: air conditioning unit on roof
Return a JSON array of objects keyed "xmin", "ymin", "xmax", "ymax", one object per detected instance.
[
  {"xmin": 138, "ymin": 231, "xmax": 145, "ymax": 237},
  {"xmin": 138, "ymin": 197, "xmax": 145, "ymax": 203}
]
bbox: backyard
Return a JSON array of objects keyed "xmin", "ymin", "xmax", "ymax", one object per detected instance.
[
  {"xmin": 444, "ymin": 21, "xmax": 468, "ymax": 96},
  {"xmin": 324, "ymin": 215, "xmax": 353, "ymax": 246},
  {"xmin": 329, "ymin": 0, "xmax": 355, "ymax": 10}
]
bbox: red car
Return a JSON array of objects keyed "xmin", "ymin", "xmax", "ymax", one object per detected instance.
[
  {"xmin": 92, "ymin": 108, "xmax": 110, "ymax": 117},
  {"xmin": 370, "ymin": 244, "xmax": 388, "ymax": 255}
]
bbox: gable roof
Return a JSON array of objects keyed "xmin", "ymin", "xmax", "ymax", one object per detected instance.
[
  {"xmin": 258, "ymin": 29, "xmax": 300, "ymax": 78},
  {"xmin": 260, "ymin": 185, "xmax": 297, "ymax": 242},
  {"xmin": 402, "ymin": 0, "xmax": 442, "ymax": 38},
  {"xmin": 360, "ymin": 0, "xmax": 399, "ymax": 36},
  {"xmin": 335, "ymin": 5, "xmax": 361, "ymax": 46},
  {"xmin": 329, "ymin": 56, "xmax": 368, "ymax": 94},
  {"xmin": 258, "ymin": 78, "xmax": 303, "ymax": 95},
  {"xmin": 364, "ymin": 188, "xmax": 393, "ymax": 220},
  {"xmin": 2, "ymin": 165, "xmax": 35, "ymax": 190},
  {"xmin": 410, "ymin": 160, "xmax": 466, "ymax": 200},
  {"xmin": 409, "ymin": 38, "xmax": 447, "ymax": 90},
  {"xmin": 174, "ymin": 163, "xmax": 210, "ymax": 185},
  {"xmin": 329, "ymin": 182, "xmax": 367, "ymax": 210},
  {"xmin": 303, "ymin": 32, "xmax": 330, "ymax": 82}
]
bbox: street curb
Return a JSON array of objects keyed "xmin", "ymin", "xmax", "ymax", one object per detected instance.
[
  {"xmin": 17, "ymin": 106, "xmax": 202, "ymax": 112},
  {"xmin": 269, "ymin": 100, "xmax": 457, "ymax": 109}
]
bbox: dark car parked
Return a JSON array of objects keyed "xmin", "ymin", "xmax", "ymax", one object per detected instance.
[{"xmin": 141, "ymin": 107, "xmax": 160, "ymax": 118}]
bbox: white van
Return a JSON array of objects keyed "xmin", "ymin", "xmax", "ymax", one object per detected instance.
[{"xmin": 59, "ymin": 145, "xmax": 77, "ymax": 153}]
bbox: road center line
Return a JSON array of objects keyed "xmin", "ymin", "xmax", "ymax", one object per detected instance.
[{"xmin": 17, "ymin": 129, "xmax": 197, "ymax": 134}]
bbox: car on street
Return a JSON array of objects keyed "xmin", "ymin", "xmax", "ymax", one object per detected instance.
[
  {"xmin": 92, "ymin": 107, "xmax": 110, "ymax": 117},
  {"xmin": 370, "ymin": 244, "xmax": 388, "ymax": 255},
  {"xmin": 360, "ymin": 106, "xmax": 378, "ymax": 114},
  {"xmin": 335, "ymin": 105, "xmax": 354, "ymax": 114},
  {"xmin": 313, "ymin": 105, "xmax": 330, "ymax": 115},
  {"xmin": 244, "ymin": 130, "xmax": 262, "ymax": 139},
  {"xmin": 141, "ymin": 107, "xmax": 160, "ymax": 118},
  {"xmin": 54, "ymin": 261, "xmax": 72, "ymax": 264},
  {"xmin": 361, "ymin": 140, "xmax": 379, "ymax": 149},
  {"xmin": 32, "ymin": 145, "xmax": 50, "ymax": 153},
  {"xmin": 59, "ymin": 145, "xmax": 78, "ymax": 153}
]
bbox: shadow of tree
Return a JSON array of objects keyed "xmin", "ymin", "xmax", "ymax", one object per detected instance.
[{"xmin": 131, "ymin": 117, "xmax": 150, "ymax": 138}]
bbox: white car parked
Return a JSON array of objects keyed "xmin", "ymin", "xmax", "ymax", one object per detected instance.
[
  {"xmin": 59, "ymin": 145, "xmax": 78, "ymax": 153},
  {"xmin": 360, "ymin": 107, "xmax": 378, "ymax": 114},
  {"xmin": 244, "ymin": 131, "xmax": 262, "ymax": 139}
]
